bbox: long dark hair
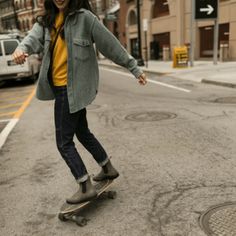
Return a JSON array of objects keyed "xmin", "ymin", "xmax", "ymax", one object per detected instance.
[{"xmin": 36, "ymin": 0, "xmax": 95, "ymax": 34}]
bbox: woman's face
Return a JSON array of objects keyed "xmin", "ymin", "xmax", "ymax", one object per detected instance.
[{"xmin": 52, "ymin": 0, "xmax": 70, "ymax": 11}]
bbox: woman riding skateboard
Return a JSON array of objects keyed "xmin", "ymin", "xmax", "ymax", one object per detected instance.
[{"xmin": 12, "ymin": 0, "xmax": 147, "ymax": 204}]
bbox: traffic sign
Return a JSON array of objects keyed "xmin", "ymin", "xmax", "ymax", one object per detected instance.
[{"xmin": 195, "ymin": 0, "xmax": 218, "ymax": 19}]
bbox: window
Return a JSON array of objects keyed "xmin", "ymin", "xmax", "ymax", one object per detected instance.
[
  {"xmin": 3, "ymin": 41, "xmax": 19, "ymax": 55},
  {"xmin": 152, "ymin": 0, "xmax": 170, "ymax": 18},
  {"xmin": 128, "ymin": 10, "xmax": 137, "ymax": 25}
]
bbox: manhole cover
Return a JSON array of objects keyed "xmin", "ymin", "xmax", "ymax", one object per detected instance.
[
  {"xmin": 214, "ymin": 97, "xmax": 236, "ymax": 104},
  {"xmin": 125, "ymin": 111, "xmax": 177, "ymax": 122},
  {"xmin": 199, "ymin": 202, "xmax": 236, "ymax": 236}
]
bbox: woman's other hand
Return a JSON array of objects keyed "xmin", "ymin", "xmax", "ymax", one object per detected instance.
[
  {"xmin": 138, "ymin": 73, "xmax": 147, "ymax": 85},
  {"xmin": 12, "ymin": 49, "xmax": 29, "ymax": 65}
]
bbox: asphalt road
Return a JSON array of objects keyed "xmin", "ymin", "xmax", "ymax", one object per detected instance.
[
  {"xmin": 1, "ymin": 67, "xmax": 236, "ymax": 236},
  {"xmin": 0, "ymin": 80, "xmax": 35, "ymax": 131}
]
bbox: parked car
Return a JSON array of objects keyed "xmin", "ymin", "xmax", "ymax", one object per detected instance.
[{"xmin": 0, "ymin": 34, "xmax": 41, "ymax": 83}]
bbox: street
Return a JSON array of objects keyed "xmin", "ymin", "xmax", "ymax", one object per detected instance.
[{"xmin": 1, "ymin": 67, "xmax": 236, "ymax": 236}]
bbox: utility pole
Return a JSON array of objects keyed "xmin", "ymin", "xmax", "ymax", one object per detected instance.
[
  {"xmin": 213, "ymin": 0, "xmax": 219, "ymax": 65},
  {"xmin": 190, "ymin": 0, "xmax": 195, "ymax": 67},
  {"xmin": 12, "ymin": 0, "xmax": 20, "ymax": 30},
  {"xmin": 136, "ymin": 0, "xmax": 144, "ymax": 66},
  {"xmin": 31, "ymin": 0, "xmax": 35, "ymax": 24}
]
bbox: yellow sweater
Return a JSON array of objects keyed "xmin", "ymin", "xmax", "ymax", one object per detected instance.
[{"xmin": 51, "ymin": 12, "xmax": 67, "ymax": 86}]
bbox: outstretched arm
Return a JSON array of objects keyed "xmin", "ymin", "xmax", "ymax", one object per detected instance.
[
  {"xmin": 13, "ymin": 22, "xmax": 44, "ymax": 64},
  {"xmin": 91, "ymin": 16, "xmax": 147, "ymax": 85}
]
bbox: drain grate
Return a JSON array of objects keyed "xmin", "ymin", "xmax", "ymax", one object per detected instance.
[
  {"xmin": 199, "ymin": 202, "xmax": 236, "ymax": 236},
  {"xmin": 214, "ymin": 97, "xmax": 236, "ymax": 104},
  {"xmin": 125, "ymin": 111, "xmax": 177, "ymax": 122}
]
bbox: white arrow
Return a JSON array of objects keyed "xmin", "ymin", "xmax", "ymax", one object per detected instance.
[{"xmin": 200, "ymin": 5, "xmax": 214, "ymax": 15}]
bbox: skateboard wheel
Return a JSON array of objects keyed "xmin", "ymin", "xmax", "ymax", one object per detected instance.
[
  {"xmin": 75, "ymin": 216, "xmax": 87, "ymax": 227},
  {"xmin": 58, "ymin": 213, "xmax": 68, "ymax": 222},
  {"xmin": 107, "ymin": 191, "xmax": 117, "ymax": 199}
]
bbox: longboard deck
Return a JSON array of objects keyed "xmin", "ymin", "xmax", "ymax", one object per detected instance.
[{"xmin": 60, "ymin": 179, "xmax": 113, "ymax": 215}]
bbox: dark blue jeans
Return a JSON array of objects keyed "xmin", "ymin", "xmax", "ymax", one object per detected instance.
[{"xmin": 53, "ymin": 86, "xmax": 108, "ymax": 182}]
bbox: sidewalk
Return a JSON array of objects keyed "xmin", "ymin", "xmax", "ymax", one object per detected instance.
[{"xmin": 99, "ymin": 59, "xmax": 236, "ymax": 88}]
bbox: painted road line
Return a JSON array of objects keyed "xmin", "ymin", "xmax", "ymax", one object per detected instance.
[
  {"xmin": 146, "ymin": 79, "xmax": 191, "ymax": 93},
  {"xmin": 0, "ymin": 118, "xmax": 19, "ymax": 149},
  {"xmin": 0, "ymin": 88, "xmax": 36, "ymax": 149},
  {"xmin": 101, "ymin": 67, "xmax": 191, "ymax": 93},
  {"xmin": 0, "ymin": 103, "xmax": 23, "ymax": 110},
  {"xmin": 14, "ymin": 88, "xmax": 36, "ymax": 118},
  {"xmin": 0, "ymin": 94, "xmax": 28, "ymax": 100},
  {"xmin": 0, "ymin": 112, "xmax": 16, "ymax": 117},
  {"xmin": 0, "ymin": 119, "xmax": 11, "ymax": 123}
]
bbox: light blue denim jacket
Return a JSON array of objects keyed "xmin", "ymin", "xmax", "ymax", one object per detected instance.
[{"xmin": 17, "ymin": 8, "xmax": 143, "ymax": 113}]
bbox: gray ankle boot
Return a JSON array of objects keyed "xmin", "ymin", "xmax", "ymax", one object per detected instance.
[
  {"xmin": 66, "ymin": 177, "xmax": 97, "ymax": 204},
  {"xmin": 93, "ymin": 160, "xmax": 119, "ymax": 182}
]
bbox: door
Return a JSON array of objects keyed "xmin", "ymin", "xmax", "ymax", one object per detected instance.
[
  {"xmin": 199, "ymin": 23, "xmax": 230, "ymax": 58},
  {"xmin": 153, "ymin": 32, "xmax": 170, "ymax": 59}
]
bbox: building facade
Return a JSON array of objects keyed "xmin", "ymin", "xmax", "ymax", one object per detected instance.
[
  {"xmin": 0, "ymin": 0, "xmax": 17, "ymax": 32},
  {"xmin": 0, "ymin": 0, "xmax": 44, "ymax": 33},
  {"xmin": 13, "ymin": 0, "xmax": 44, "ymax": 32},
  {"xmin": 118, "ymin": 0, "xmax": 236, "ymax": 61}
]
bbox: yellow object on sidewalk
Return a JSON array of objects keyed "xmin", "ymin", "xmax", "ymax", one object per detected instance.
[{"xmin": 173, "ymin": 46, "xmax": 188, "ymax": 68}]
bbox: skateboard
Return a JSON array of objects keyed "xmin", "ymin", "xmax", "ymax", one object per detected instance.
[{"xmin": 58, "ymin": 179, "xmax": 116, "ymax": 226}]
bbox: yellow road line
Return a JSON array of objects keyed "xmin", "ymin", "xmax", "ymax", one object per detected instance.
[
  {"xmin": 0, "ymin": 88, "xmax": 33, "ymax": 95},
  {"xmin": 0, "ymin": 103, "xmax": 22, "ymax": 110},
  {"xmin": 13, "ymin": 88, "xmax": 36, "ymax": 118},
  {"xmin": 0, "ymin": 112, "xmax": 16, "ymax": 117},
  {"xmin": 0, "ymin": 94, "xmax": 28, "ymax": 100}
]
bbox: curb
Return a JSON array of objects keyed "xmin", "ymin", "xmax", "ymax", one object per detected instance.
[{"xmin": 201, "ymin": 79, "xmax": 236, "ymax": 88}]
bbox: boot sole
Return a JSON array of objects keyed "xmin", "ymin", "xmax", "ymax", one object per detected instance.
[
  {"xmin": 93, "ymin": 173, "xmax": 119, "ymax": 182},
  {"xmin": 66, "ymin": 193, "xmax": 98, "ymax": 205}
]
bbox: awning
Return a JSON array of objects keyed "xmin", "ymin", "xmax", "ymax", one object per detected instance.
[{"xmin": 107, "ymin": 2, "xmax": 120, "ymax": 14}]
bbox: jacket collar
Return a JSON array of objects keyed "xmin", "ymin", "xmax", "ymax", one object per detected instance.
[{"xmin": 68, "ymin": 8, "xmax": 85, "ymax": 16}]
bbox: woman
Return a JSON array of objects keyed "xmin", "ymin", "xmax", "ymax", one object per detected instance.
[{"xmin": 12, "ymin": 0, "xmax": 147, "ymax": 204}]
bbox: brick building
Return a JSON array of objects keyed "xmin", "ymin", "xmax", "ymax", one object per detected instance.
[
  {"xmin": 0, "ymin": 0, "xmax": 17, "ymax": 32},
  {"xmin": 0, "ymin": 0, "xmax": 44, "ymax": 33},
  {"xmin": 14, "ymin": 0, "xmax": 44, "ymax": 32}
]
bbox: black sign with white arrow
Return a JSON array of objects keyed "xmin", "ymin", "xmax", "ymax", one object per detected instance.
[{"xmin": 195, "ymin": 0, "xmax": 218, "ymax": 20}]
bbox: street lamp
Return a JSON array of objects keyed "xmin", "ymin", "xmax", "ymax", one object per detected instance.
[{"xmin": 136, "ymin": 0, "xmax": 144, "ymax": 66}]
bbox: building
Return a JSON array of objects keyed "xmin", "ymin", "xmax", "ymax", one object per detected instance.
[
  {"xmin": 13, "ymin": 0, "xmax": 44, "ymax": 32},
  {"xmin": 118, "ymin": 0, "xmax": 236, "ymax": 61},
  {"xmin": 0, "ymin": 0, "xmax": 44, "ymax": 33},
  {"xmin": 0, "ymin": 0, "xmax": 17, "ymax": 32},
  {"xmin": 91, "ymin": 0, "xmax": 120, "ymax": 39},
  {"xmin": 91, "ymin": 0, "xmax": 120, "ymax": 58}
]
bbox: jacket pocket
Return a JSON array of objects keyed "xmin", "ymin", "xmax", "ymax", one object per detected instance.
[{"xmin": 73, "ymin": 38, "xmax": 91, "ymax": 60}]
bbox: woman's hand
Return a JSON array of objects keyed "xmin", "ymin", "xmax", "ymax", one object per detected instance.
[
  {"xmin": 138, "ymin": 73, "xmax": 147, "ymax": 85},
  {"xmin": 12, "ymin": 49, "xmax": 28, "ymax": 65}
]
